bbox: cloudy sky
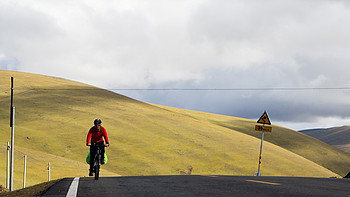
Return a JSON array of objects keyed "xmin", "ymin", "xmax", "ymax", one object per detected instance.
[{"xmin": 1, "ymin": 0, "xmax": 350, "ymax": 130}]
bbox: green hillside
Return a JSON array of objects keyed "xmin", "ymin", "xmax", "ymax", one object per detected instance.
[{"xmin": 1, "ymin": 70, "xmax": 349, "ymax": 189}]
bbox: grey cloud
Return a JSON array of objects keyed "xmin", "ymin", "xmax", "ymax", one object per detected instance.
[
  {"xmin": 121, "ymin": 85, "xmax": 350, "ymax": 123},
  {"xmin": 2, "ymin": 0, "xmax": 350, "ymax": 130},
  {"xmin": 117, "ymin": 61, "xmax": 350, "ymax": 126},
  {"xmin": 0, "ymin": 54, "xmax": 20, "ymax": 70},
  {"xmin": 0, "ymin": 3, "xmax": 60, "ymax": 44}
]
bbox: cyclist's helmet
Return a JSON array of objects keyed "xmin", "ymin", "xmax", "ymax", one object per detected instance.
[{"xmin": 94, "ymin": 119, "xmax": 102, "ymax": 126}]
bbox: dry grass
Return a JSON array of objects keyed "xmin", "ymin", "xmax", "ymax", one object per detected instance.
[
  {"xmin": 0, "ymin": 179, "xmax": 60, "ymax": 197},
  {"xmin": 0, "ymin": 70, "xmax": 348, "ymax": 191},
  {"xmin": 155, "ymin": 104, "xmax": 350, "ymax": 177},
  {"xmin": 0, "ymin": 143, "xmax": 119, "ymax": 190}
]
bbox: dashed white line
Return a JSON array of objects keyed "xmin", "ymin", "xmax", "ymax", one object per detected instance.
[{"xmin": 66, "ymin": 177, "xmax": 80, "ymax": 197}]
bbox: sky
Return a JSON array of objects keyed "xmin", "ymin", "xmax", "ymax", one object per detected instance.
[{"xmin": 1, "ymin": 0, "xmax": 350, "ymax": 130}]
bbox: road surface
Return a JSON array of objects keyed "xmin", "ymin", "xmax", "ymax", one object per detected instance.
[{"xmin": 43, "ymin": 175, "xmax": 350, "ymax": 197}]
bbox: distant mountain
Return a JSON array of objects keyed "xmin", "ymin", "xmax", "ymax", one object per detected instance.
[{"xmin": 299, "ymin": 126, "xmax": 350, "ymax": 154}]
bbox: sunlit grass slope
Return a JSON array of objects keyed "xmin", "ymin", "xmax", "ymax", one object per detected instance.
[
  {"xmin": 0, "ymin": 70, "xmax": 347, "ymax": 189},
  {"xmin": 154, "ymin": 105, "xmax": 350, "ymax": 177}
]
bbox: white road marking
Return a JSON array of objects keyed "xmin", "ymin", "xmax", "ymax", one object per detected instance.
[{"xmin": 66, "ymin": 177, "xmax": 80, "ymax": 197}]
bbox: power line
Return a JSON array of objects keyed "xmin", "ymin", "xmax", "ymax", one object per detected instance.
[
  {"xmin": 109, "ymin": 87, "xmax": 350, "ymax": 91},
  {"xmin": 26, "ymin": 87, "xmax": 350, "ymax": 91}
]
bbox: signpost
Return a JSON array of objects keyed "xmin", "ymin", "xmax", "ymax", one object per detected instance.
[{"xmin": 255, "ymin": 111, "xmax": 272, "ymax": 176}]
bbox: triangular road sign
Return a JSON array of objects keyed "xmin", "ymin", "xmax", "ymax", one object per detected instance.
[{"xmin": 257, "ymin": 111, "xmax": 271, "ymax": 125}]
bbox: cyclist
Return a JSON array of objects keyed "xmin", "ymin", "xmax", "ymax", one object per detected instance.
[{"xmin": 86, "ymin": 119, "xmax": 110, "ymax": 176}]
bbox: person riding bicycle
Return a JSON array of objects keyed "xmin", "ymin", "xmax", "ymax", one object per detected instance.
[{"xmin": 86, "ymin": 119, "xmax": 110, "ymax": 176}]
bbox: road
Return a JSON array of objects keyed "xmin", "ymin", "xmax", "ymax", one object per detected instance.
[{"xmin": 43, "ymin": 175, "xmax": 350, "ymax": 197}]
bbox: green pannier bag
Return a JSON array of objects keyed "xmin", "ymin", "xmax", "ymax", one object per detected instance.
[{"xmin": 86, "ymin": 152, "xmax": 108, "ymax": 165}]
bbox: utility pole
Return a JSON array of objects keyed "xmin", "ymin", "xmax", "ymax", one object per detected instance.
[
  {"xmin": 10, "ymin": 77, "xmax": 13, "ymax": 127},
  {"xmin": 9, "ymin": 77, "xmax": 15, "ymax": 191}
]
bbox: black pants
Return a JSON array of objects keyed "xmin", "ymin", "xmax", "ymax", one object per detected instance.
[{"xmin": 90, "ymin": 141, "xmax": 105, "ymax": 171}]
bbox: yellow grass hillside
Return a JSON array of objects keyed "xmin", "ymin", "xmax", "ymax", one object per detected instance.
[
  {"xmin": 156, "ymin": 105, "xmax": 350, "ymax": 176},
  {"xmin": 0, "ymin": 70, "xmax": 349, "ymax": 189}
]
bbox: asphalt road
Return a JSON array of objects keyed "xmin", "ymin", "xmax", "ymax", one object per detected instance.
[{"xmin": 43, "ymin": 175, "xmax": 350, "ymax": 197}]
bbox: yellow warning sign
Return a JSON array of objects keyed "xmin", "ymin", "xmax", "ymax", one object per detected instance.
[
  {"xmin": 257, "ymin": 111, "xmax": 271, "ymax": 125},
  {"xmin": 255, "ymin": 125, "xmax": 272, "ymax": 132}
]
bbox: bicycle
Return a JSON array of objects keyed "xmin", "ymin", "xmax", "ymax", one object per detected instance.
[{"xmin": 89, "ymin": 143, "xmax": 108, "ymax": 180}]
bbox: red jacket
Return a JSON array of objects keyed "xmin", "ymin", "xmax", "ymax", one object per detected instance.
[{"xmin": 86, "ymin": 126, "xmax": 109, "ymax": 144}]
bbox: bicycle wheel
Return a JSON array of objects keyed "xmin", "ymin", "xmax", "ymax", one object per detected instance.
[
  {"xmin": 94, "ymin": 152, "xmax": 101, "ymax": 180},
  {"xmin": 94, "ymin": 163, "xmax": 100, "ymax": 180}
]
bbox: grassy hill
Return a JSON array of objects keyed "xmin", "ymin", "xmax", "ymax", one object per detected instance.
[
  {"xmin": 156, "ymin": 106, "xmax": 350, "ymax": 175},
  {"xmin": 1, "ymin": 70, "xmax": 349, "ymax": 190},
  {"xmin": 300, "ymin": 126, "xmax": 350, "ymax": 154}
]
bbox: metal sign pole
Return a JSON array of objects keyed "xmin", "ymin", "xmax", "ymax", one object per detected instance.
[{"xmin": 257, "ymin": 128, "xmax": 265, "ymax": 176}]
